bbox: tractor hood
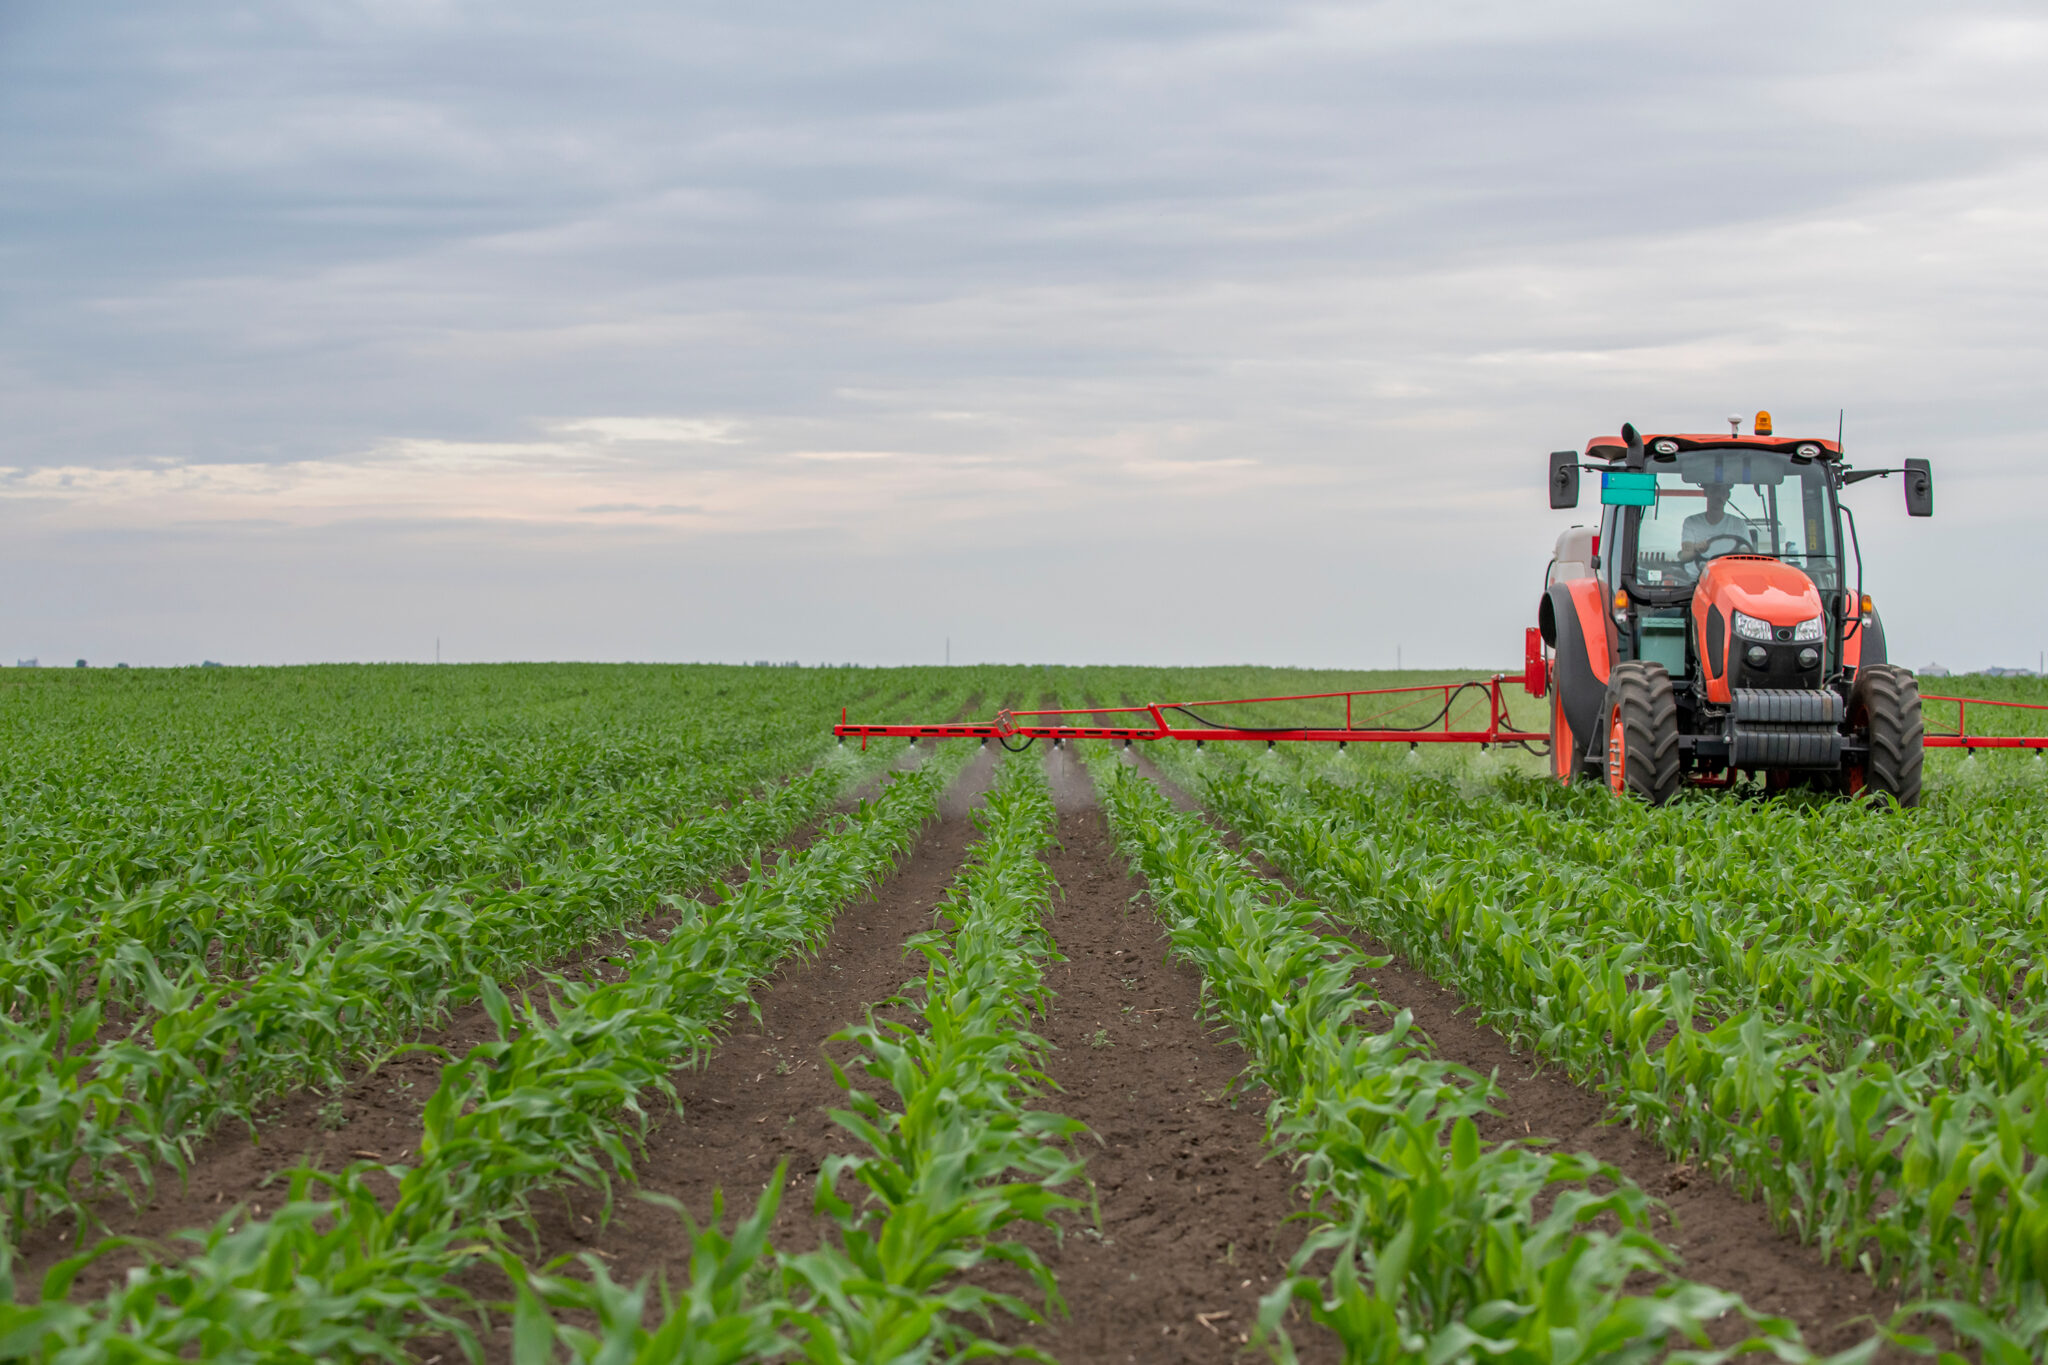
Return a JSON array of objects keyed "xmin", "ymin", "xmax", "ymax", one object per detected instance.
[
  {"xmin": 1696, "ymin": 555, "xmax": 1823, "ymax": 626},
  {"xmin": 1691, "ymin": 556, "xmax": 1827, "ymax": 704}
]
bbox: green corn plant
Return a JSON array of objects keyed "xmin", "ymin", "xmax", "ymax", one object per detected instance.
[
  {"xmin": 0, "ymin": 753, "xmax": 965, "ymax": 1360},
  {"xmin": 502, "ymin": 1179, "xmax": 798, "ymax": 1365},
  {"xmin": 0, "ymin": 756, "xmax": 878, "ymax": 1237},
  {"xmin": 412, "ymin": 760, "xmax": 959, "ymax": 1230},
  {"xmin": 417, "ymin": 746, "xmax": 1083, "ymax": 1365},
  {"xmin": 787, "ymin": 750, "xmax": 1083, "ymax": 1363},
  {"xmin": 0, "ymin": 690, "xmax": 850, "ymax": 1024},
  {"xmin": 1289, "ymin": 759, "xmax": 2048, "ymax": 1094},
  {"xmin": 1179, "ymin": 748, "xmax": 2048, "ymax": 1354},
  {"xmin": 1081, "ymin": 748, "xmax": 1843, "ymax": 1365},
  {"xmin": 0, "ymin": 1163, "xmax": 491, "ymax": 1361}
]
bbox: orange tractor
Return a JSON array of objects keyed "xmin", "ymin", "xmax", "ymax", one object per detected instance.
[
  {"xmin": 837, "ymin": 412, "xmax": 2044, "ymax": 800},
  {"xmin": 1541, "ymin": 413, "xmax": 1939, "ymax": 804}
]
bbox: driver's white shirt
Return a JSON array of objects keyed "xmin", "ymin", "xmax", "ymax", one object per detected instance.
[{"xmin": 1681, "ymin": 509, "xmax": 1754, "ymax": 553}]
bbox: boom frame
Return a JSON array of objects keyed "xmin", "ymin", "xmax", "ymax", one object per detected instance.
[
  {"xmin": 835, "ymin": 678, "xmax": 2048, "ymax": 753},
  {"xmin": 835, "ymin": 676, "xmax": 1549, "ymax": 750},
  {"xmin": 1922, "ymin": 693, "xmax": 2048, "ymax": 751}
]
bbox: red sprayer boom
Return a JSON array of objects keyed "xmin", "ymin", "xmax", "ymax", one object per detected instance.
[
  {"xmin": 836, "ymin": 629, "xmax": 2048, "ymax": 759},
  {"xmin": 840, "ymin": 415, "xmax": 2048, "ymax": 783},
  {"xmin": 836, "ymin": 667, "xmax": 1550, "ymax": 752}
]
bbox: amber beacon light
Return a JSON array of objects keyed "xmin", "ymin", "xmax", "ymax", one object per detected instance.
[{"xmin": 1754, "ymin": 410, "xmax": 1773, "ymax": 435}]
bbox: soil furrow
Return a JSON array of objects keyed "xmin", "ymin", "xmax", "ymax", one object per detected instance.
[
  {"xmin": 447, "ymin": 740, "xmax": 1002, "ymax": 1359},
  {"xmin": 983, "ymin": 744, "xmax": 1341, "ymax": 1365},
  {"xmin": 12, "ymin": 746, "xmax": 932, "ymax": 1289},
  {"xmin": 1125, "ymin": 747, "xmax": 1899, "ymax": 1358}
]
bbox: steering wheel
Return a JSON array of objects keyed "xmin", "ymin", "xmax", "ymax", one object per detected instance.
[{"xmin": 1680, "ymin": 532, "xmax": 1753, "ymax": 572}]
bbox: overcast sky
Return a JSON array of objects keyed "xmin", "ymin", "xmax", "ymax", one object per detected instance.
[{"xmin": 3, "ymin": 1, "xmax": 2044, "ymax": 671}]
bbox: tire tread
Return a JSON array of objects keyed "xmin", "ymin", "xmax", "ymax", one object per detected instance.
[
  {"xmin": 1604, "ymin": 662, "xmax": 1682, "ymax": 804},
  {"xmin": 1851, "ymin": 664, "xmax": 1924, "ymax": 807}
]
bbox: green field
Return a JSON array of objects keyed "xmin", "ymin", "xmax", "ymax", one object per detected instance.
[{"xmin": 4, "ymin": 662, "xmax": 2048, "ymax": 1360}]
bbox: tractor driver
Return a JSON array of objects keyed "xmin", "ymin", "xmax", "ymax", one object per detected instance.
[{"xmin": 1679, "ymin": 482, "xmax": 1755, "ymax": 564}]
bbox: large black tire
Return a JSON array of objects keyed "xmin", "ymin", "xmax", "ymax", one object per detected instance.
[
  {"xmin": 1848, "ymin": 664, "xmax": 1923, "ymax": 807},
  {"xmin": 1599, "ymin": 662, "xmax": 1682, "ymax": 805}
]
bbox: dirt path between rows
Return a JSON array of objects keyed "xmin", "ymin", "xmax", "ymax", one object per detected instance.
[
  {"xmin": 474, "ymin": 737, "xmax": 1340, "ymax": 1364},
  {"xmin": 976, "ymin": 743, "xmax": 1339, "ymax": 1365},
  {"xmin": 1122, "ymin": 748, "xmax": 1904, "ymax": 1359},
  {"xmin": 12, "ymin": 746, "xmax": 933, "ymax": 1293},
  {"xmin": 443, "ymin": 740, "xmax": 1001, "ymax": 1357}
]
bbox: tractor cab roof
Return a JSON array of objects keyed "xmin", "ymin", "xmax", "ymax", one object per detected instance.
[{"xmin": 1584, "ymin": 434, "xmax": 1842, "ymax": 462}]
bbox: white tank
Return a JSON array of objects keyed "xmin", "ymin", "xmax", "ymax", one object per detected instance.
[{"xmin": 1549, "ymin": 526, "xmax": 1596, "ymax": 584}]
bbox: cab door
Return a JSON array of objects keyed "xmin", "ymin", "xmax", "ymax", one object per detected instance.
[{"xmin": 1599, "ymin": 503, "xmax": 1629, "ymax": 660}]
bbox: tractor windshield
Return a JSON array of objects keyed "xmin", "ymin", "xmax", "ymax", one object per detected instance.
[{"xmin": 1627, "ymin": 448, "xmax": 1840, "ymax": 594}]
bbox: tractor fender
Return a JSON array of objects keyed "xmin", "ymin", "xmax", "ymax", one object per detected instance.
[
  {"xmin": 1540, "ymin": 579, "xmax": 1615, "ymax": 774},
  {"xmin": 1846, "ymin": 604, "xmax": 1887, "ymax": 671}
]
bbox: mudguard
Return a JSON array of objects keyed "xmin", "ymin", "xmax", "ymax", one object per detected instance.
[
  {"xmin": 1844, "ymin": 603, "xmax": 1886, "ymax": 671},
  {"xmin": 1539, "ymin": 579, "xmax": 1615, "ymax": 778}
]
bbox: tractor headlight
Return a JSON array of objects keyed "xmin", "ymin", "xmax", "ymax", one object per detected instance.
[
  {"xmin": 1731, "ymin": 611, "xmax": 1773, "ymax": 642},
  {"xmin": 1792, "ymin": 616, "xmax": 1823, "ymax": 641}
]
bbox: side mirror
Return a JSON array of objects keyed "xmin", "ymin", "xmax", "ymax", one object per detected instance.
[
  {"xmin": 1548, "ymin": 450, "xmax": 1580, "ymax": 509},
  {"xmin": 1903, "ymin": 457, "xmax": 1933, "ymax": 517}
]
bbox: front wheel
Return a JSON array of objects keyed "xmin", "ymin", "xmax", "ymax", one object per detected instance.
[
  {"xmin": 1600, "ymin": 662, "xmax": 1681, "ymax": 804},
  {"xmin": 1847, "ymin": 664, "xmax": 1923, "ymax": 807}
]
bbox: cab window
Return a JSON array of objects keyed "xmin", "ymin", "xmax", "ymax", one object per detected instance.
[{"xmin": 1629, "ymin": 449, "xmax": 1839, "ymax": 590}]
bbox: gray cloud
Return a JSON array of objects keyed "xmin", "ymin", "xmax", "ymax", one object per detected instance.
[{"xmin": 2, "ymin": 1, "xmax": 2045, "ymax": 669}]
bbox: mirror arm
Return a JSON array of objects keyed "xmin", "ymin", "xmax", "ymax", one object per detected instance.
[{"xmin": 1840, "ymin": 467, "xmax": 1901, "ymax": 485}]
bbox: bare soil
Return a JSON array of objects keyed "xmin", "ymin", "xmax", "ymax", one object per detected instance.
[
  {"xmin": 972, "ymin": 744, "xmax": 1339, "ymax": 1364},
  {"xmin": 483, "ymin": 742, "xmax": 1005, "ymax": 1294},
  {"xmin": 1122, "ymin": 747, "xmax": 1905, "ymax": 1359},
  {"xmin": 464, "ymin": 741, "xmax": 1339, "ymax": 1364}
]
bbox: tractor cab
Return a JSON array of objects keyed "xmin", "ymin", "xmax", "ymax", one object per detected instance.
[
  {"xmin": 1595, "ymin": 437, "xmax": 1853, "ymax": 684},
  {"xmin": 1540, "ymin": 417, "xmax": 1934, "ymax": 804}
]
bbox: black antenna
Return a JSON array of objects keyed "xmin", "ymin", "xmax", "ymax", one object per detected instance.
[{"xmin": 1837, "ymin": 408, "xmax": 1844, "ymax": 452}]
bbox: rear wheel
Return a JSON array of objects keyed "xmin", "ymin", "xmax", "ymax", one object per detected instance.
[
  {"xmin": 1600, "ymin": 662, "xmax": 1681, "ymax": 804},
  {"xmin": 1846, "ymin": 664, "xmax": 1923, "ymax": 807}
]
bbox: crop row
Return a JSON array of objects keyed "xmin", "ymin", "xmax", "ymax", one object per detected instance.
[
  {"xmin": 0, "ymin": 748, "xmax": 965, "ymax": 1358},
  {"xmin": 1187, "ymin": 751, "xmax": 2041, "ymax": 1356},
  {"xmin": 1079, "ymin": 745, "xmax": 1821, "ymax": 1363},
  {"xmin": 0, "ymin": 730, "xmax": 826, "ymax": 1023},
  {"xmin": 0, "ymin": 664, "xmax": 957, "ymax": 1023},
  {"xmin": 0, "ymin": 663, "xmax": 1003, "ymax": 1243},
  {"xmin": 0, "ymin": 747, "xmax": 889, "ymax": 1239},
  {"xmin": 508, "ymin": 747, "xmax": 1084, "ymax": 1361},
  {"xmin": 1313, "ymin": 755, "xmax": 2048, "ymax": 1092},
  {"xmin": 0, "ymin": 668, "xmax": 884, "ymax": 1127}
]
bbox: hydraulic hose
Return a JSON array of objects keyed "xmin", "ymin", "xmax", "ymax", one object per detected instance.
[{"xmin": 1164, "ymin": 680, "xmax": 1498, "ymax": 735}]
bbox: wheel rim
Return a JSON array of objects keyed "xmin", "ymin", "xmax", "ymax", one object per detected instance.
[{"xmin": 1607, "ymin": 704, "xmax": 1627, "ymax": 794}]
